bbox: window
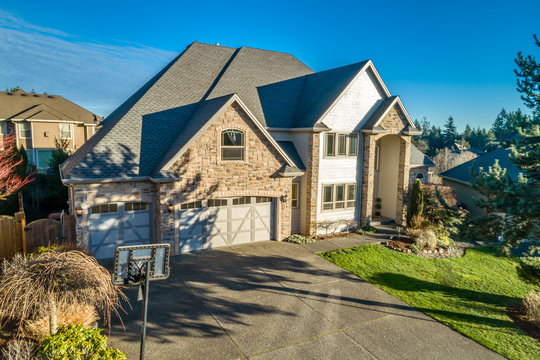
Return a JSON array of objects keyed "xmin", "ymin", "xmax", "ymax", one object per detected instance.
[
  {"xmin": 221, "ymin": 129, "xmax": 244, "ymax": 161},
  {"xmin": 0, "ymin": 122, "xmax": 6, "ymax": 135},
  {"xmin": 291, "ymin": 183, "xmax": 299, "ymax": 208},
  {"xmin": 19, "ymin": 122, "xmax": 31, "ymax": 138},
  {"xmin": 91, "ymin": 203, "xmax": 118, "ymax": 214},
  {"xmin": 374, "ymin": 145, "xmax": 380, "ymax": 171},
  {"xmin": 325, "ymin": 132, "xmax": 358, "ymax": 157},
  {"xmin": 36, "ymin": 149, "xmax": 54, "ymax": 169},
  {"xmin": 25, "ymin": 149, "xmax": 35, "ymax": 166},
  {"xmin": 232, "ymin": 196, "xmax": 251, "ymax": 205},
  {"xmin": 208, "ymin": 198, "xmax": 228, "ymax": 207},
  {"xmin": 125, "ymin": 202, "xmax": 149, "ymax": 211},
  {"xmin": 322, "ymin": 183, "xmax": 356, "ymax": 210},
  {"xmin": 416, "ymin": 173, "xmax": 425, "ymax": 182},
  {"xmin": 348, "ymin": 134, "xmax": 358, "ymax": 156},
  {"xmin": 324, "ymin": 133, "xmax": 335, "ymax": 156},
  {"xmin": 255, "ymin": 197, "xmax": 272, "ymax": 203},
  {"xmin": 347, "ymin": 184, "xmax": 356, "ymax": 208},
  {"xmin": 180, "ymin": 201, "xmax": 202, "ymax": 210},
  {"xmin": 60, "ymin": 123, "xmax": 72, "ymax": 139}
]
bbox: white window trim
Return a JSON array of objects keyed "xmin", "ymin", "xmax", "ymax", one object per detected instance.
[
  {"xmin": 220, "ymin": 129, "xmax": 245, "ymax": 161},
  {"xmin": 36, "ymin": 148, "xmax": 55, "ymax": 169},
  {"xmin": 291, "ymin": 183, "xmax": 299, "ymax": 208},
  {"xmin": 322, "ymin": 183, "xmax": 357, "ymax": 211},
  {"xmin": 18, "ymin": 122, "xmax": 32, "ymax": 139},
  {"xmin": 324, "ymin": 132, "xmax": 358, "ymax": 158},
  {"xmin": 0, "ymin": 122, "xmax": 6, "ymax": 135},
  {"xmin": 60, "ymin": 123, "xmax": 73, "ymax": 140}
]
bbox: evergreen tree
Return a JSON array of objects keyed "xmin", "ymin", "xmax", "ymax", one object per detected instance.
[
  {"xmin": 492, "ymin": 108, "xmax": 508, "ymax": 140},
  {"xmin": 407, "ymin": 179, "xmax": 424, "ymax": 227},
  {"xmin": 472, "ymin": 34, "xmax": 540, "ymax": 249},
  {"xmin": 463, "ymin": 124, "xmax": 472, "ymax": 140},
  {"xmin": 443, "ymin": 116, "xmax": 458, "ymax": 147}
]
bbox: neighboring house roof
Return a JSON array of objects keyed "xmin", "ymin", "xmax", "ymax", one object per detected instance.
[
  {"xmin": 0, "ymin": 89, "xmax": 102, "ymax": 125},
  {"xmin": 440, "ymin": 147, "xmax": 521, "ymax": 185},
  {"xmin": 61, "ymin": 41, "xmax": 417, "ymax": 181},
  {"xmin": 410, "ymin": 144, "xmax": 435, "ymax": 168}
]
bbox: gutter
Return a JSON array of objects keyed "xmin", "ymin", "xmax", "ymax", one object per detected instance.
[
  {"xmin": 61, "ymin": 175, "xmax": 181, "ymax": 185},
  {"xmin": 267, "ymin": 126, "xmax": 328, "ymax": 133}
]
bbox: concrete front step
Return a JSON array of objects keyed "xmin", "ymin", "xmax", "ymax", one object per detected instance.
[{"xmin": 370, "ymin": 217, "xmax": 395, "ymax": 226}]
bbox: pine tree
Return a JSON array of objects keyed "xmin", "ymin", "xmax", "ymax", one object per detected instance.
[
  {"xmin": 472, "ymin": 34, "xmax": 540, "ymax": 249},
  {"xmin": 463, "ymin": 124, "xmax": 472, "ymax": 140},
  {"xmin": 443, "ymin": 116, "xmax": 458, "ymax": 147},
  {"xmin": 492, "ymin": 108, "xmax": 508, "ymax": 140}
]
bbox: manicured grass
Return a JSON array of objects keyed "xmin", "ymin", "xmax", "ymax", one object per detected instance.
[{"xmin": 321, "ymin": 245, "xmax": 540, "ymax": 360}]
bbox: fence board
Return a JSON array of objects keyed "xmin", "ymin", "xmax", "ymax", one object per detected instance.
[
  {"xmin": 0, "ymin": 215, "xmax": 22, "ymax": 258},
  {"xmin": 25, "ymin": 219, "xmax": 62, "ymax": 252}
]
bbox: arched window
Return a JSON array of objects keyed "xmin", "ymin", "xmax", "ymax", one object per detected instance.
[
  {"xmin": 416, "ymin": 173, "xmax": 425, "ymax": 182},
  {"xmin": 221, "ymin": 129, "xmax": 244, "ymax": 161}
]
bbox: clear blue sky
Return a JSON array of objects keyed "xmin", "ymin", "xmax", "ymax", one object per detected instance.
[{"xmin": 1, "ymin": 0, "xmax": 538, "ymax": 131}]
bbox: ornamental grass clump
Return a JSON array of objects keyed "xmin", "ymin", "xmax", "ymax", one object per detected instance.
[
  {"xmin": 523, "ymin": 290, "xmax": 540, "ymax": 327},
  {"xmin": 0, "ymin": 250, "xmax": 125, "ymax": 337}
]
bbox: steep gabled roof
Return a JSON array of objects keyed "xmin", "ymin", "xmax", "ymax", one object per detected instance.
[
  {"xmin": 362, "ymin": 95, "xmax": 416, "ymax": 131},
  {"xmin": 410, "ymin": 144, "xmax": 435, "ymax": 168},
  {"xmin": 0, "ymin": 89, "xmax": 101, "ymax": 124},
  {"xmin": 440, "ymin": 147, "xmax": 522, "ymax": 185}
]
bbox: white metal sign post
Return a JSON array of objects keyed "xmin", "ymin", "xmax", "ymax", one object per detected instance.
[{"xmin": 112, "ymin": 244, "xmax": 171, "ymax": 360}]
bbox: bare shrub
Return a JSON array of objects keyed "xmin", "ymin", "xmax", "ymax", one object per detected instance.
[
  {"xmin": 414, "ymin": 229, "xmax": 438, "ymax": 250},
  {"xmin": 409, "ymin": 214, "xmax": 427, "ymax": 229},
  {"xmin": 1, "ymin": 340, "xmax": 37, "ymax": 360},
  {"xmin": 523, "ymin": 290, "xmax": 540, "ymax": 327},
  {"xmin": 0, "ymin": 251, "xmax": 125, "ymax": 337},
  {"xmin": 315, "ymin": 220, "xmax": 335, "ymax": 235},
  {"xmin": 25, "ymin": 302, "xmax": 98, "ymax": 340}
]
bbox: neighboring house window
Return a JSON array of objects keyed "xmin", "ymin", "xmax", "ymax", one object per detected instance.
[
  {"xmin": 324, "ymin": 133, "xmax": 335, "ymax": 156},
  {"xmin": 374, "ymin": 145, "xmax": 380, "ymax": 171},
  {"xmin": 19, "ymin": 122, "xmax": 31, "ymax": 138},
  {"xmin": 325, "ymin": 132, "xmax": 358, "ymax": 157},
  {"xmin": 322, "ymin": 183, "xmax": 356, "ymax": 210},
  {"xmin": 0, "ymin": 122, "xmax": 6, "ymax": 135},
  {"xmin": 416, "ymin": 173, "xmax": 425, "ymax": 182},
  {"xmin": 221, "ymin": 129, "xmax": 244, "ymax": 161},
  {"xmin": 291, "ymin": 183, "xmax": 299, "ymax": 208},
  {"xmin": 26, "ymin": 149, "xmax": 35, "ymax": 166},
  {"xmin": 60, "ymin": 123, "xmax": 73, "ymax": 139},
  {"xmin": 348, "ymin": 134, "xmax": 358, "ymax": 156},
  {"xmin": 36, "ymin": 149, "xmax": 54, "ymax": 169}
]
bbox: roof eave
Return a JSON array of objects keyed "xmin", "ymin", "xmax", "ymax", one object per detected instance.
[
  {"xmin": 439, "ymin": 175, "xmax": 472, "ymax": 186},
  {"xmin": 61, "ymin": 175, "xmax": 181, "ymax": 185},
  {"xmin": 361, "ymin": 128, "xmax": 389, "ymax": 135}
]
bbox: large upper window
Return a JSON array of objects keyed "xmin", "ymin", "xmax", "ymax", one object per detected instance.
[
  {"xmin": 322, "ymin": 183, "xmax": 356, "ymax": 211},
  {"xmin": 60, "ymin": 123, "xmax": 73, "ymax": 139},
  {"xmin": 324, "ymin": 132, "xmax": 358, "ymax": 157},
  {"xmin": 36, "ymin": 149, "xmax": 54, "ymax": 169},
  {"xmin": 221, "ymin": 129, "xmax": 244, "ymax": 161},
  {"xmin": 19, "ymin": 122, "xmax": 31, "ymax": 138}
]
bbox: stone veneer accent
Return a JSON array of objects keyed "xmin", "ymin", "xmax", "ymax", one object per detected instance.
[
  {"xmin": 361, "ymin": 104, "xmax": 412, "ymax": 225},
  {"xmin": 304, "ymin": 133, "xmax": 320, "ymax": 236},
  {"xmin": 163, "ymin": 103, "xmax": 293, "ymax": 252}
]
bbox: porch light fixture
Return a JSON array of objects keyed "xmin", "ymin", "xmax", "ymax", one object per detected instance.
[
  {"xmin": 75, "ymin": 207, "xmax": 83, "ymax": 217},
  {"xmin": 167, "ymin": 204, "xmax": 174, "ymax": 213},
  {"xmin": 280, "ymin": 194, "xmax": 288, "ymax": 203}
]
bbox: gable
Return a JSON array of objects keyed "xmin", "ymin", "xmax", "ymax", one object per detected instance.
[
  {"xmin": 317, "ymin": 65, "xmax": 387, "ymax": 132},
  {"xmin": 379, "ymin": 104, "xmax": 410, "ymax": 133},
  {"xmin": 169, "ymin": 102, "xmax": 291, "ymax": 180}
]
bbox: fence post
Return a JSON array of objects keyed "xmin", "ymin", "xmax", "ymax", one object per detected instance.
[{"xmin": 18, "ymin": 192, "xmax": 27, "ymax": 254}]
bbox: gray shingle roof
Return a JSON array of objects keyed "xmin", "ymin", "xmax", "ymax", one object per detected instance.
[
  {"xmin": 440, "ymin": 147, "xmax": 521, "ymax": 184},
  {"xmin": 61, "ymin": 42, "xmax": 383, "ymax": 180},
  {"xmin": 277, "ymin": 141, "xmax": 305, "ymax": 171},
  {"xmin": 410, "ymin": 144, "xmax": 435, "ymax": 168},
  {"xmin": 362, "ymin": 96, "xmax": 398, "ymax": 130}
]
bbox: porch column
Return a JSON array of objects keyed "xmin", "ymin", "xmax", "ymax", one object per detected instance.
[
  {"xmin": 361, "ymin": 134, "xmax": 377, "ymax": 225},
  {"xmin": 395, "ymin": 136, "xmax": 411, "ymax": 225},
  {"xmin": 305, "ymin": 133, "xmax": 320, "ymax": 235}
]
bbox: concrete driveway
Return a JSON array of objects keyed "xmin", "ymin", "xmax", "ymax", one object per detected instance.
[{"xmin": 107, "ymin": 238, "xmax": 504, "ymax": 360}]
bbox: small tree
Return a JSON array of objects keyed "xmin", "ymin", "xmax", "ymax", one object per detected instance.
[
  {"xmin": 0, "ymin": 134, "xmax": 32, "ymax": 200},
  {"xmin": 407, "ymin": 179, "xmax": 424, "ymax": 227}
]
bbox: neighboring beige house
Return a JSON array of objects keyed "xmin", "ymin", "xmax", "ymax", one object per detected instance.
[
  {"xmin": 0, "ymin": 89, "xmax": 101, "ymax": 171},
  {"xmin": 409, "ymin": 144, "xmax": 435, "ymax": 186},
  {"xmin": 61, "ymin": 42, "xmax": 421, "ymax": 258},
  {"xmin": 440, "ymin": 147, "xmax": 521, "ymax": 215}
]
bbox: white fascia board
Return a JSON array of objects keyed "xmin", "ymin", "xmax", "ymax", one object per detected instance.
[
  {"xmin": 160, "ymin": 94, "xmax": 297, "ymax": 171},
  {"xmin": 10, "ymin": 118, "xmax": 85, "ymax": 124},
  {"xmin": 371, "ymin": 96, "xmax": 416, "ymax": 129},
  {"xmin": 395, "ymin": 97, "xmax": 416, "ymax": 128},
  {"xmin": 365, "ymin": 61, "xmax": 392, "ymax": 98}
]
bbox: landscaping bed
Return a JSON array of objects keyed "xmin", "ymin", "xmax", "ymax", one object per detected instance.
[
  {"xmin": 321, "ymin": 244, "xmax": 540, "ymax": 360},
  {"xmin": 384, "ymin": 238, "xmax": 473, "ymax": 259}
]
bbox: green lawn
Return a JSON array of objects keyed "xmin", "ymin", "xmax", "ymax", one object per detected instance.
[{"xmin": 321, "ymin": 245, "xmax": 540, "ymax": 360}]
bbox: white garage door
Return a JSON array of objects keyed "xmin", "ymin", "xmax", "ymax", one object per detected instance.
[
  {"xmin": 88, "ymin": 202, "xmax": 151, "ymax": 259},
  {"xmin": 178, "ymin": 196, "xmax": 275, "ymax": 252}
]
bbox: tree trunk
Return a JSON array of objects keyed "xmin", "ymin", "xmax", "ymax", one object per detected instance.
[{"xmin": 49, "ymin": 294, "xmax": 57, "ymax": 335}]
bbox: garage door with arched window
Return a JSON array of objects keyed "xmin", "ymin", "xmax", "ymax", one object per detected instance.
[{"xmin": 88, "ymin": 202, "xmax": 151, "ymax": 259}]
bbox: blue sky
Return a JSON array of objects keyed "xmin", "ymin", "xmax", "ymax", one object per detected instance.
[{"xmin": 1, "ymin": 0, "xmax": 538, "ymax": 131}]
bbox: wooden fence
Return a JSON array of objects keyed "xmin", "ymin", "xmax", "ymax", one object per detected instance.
[{"xmin": 0, "ymin": 213, "xmax": 76, "ymax": 258}]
